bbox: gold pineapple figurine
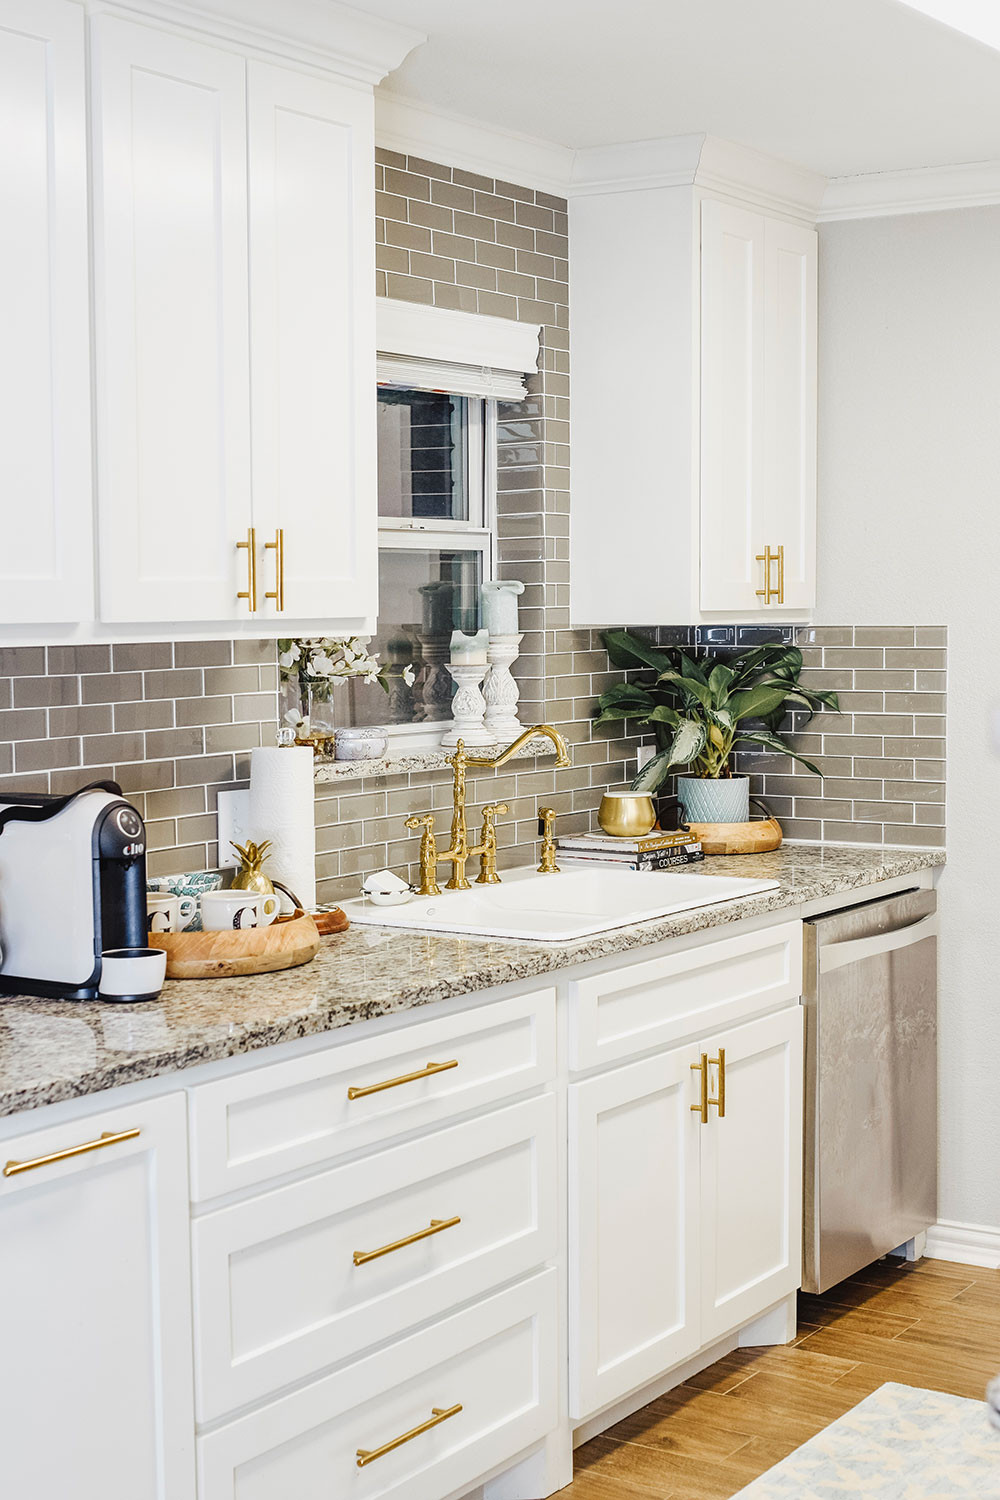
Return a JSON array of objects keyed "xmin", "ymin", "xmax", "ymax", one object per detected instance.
[{"xmin": 230, "ymin": 839, "xmax": 275, "ymax": 897}]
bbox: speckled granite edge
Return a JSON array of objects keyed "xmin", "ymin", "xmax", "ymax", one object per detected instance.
[
  {"xmin": 0, "ymin": 844, "xmax": 944, "ymax": 1119},
  {"xmin": 314, "ymin": 738, "xmax": 553, "ymax": 782}
]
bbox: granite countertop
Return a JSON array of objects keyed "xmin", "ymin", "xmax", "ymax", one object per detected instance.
[{"xmin": 0, "ymin": 843, "xmax": 944, "ymax": 1120}]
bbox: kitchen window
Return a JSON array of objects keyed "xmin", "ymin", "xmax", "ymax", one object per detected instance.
[{"xmin": 343, "ymin": 384, "xmax": 496, "ymax": 738}]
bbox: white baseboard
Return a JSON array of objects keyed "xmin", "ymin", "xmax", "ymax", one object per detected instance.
[{"xmin": 925, "ymin": 1220, "xmax": 1000, "ymax": 1269}]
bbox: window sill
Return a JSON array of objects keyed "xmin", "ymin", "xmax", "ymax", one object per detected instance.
[{"xmin": 313, "ymin": 737, "xmax": 557, "ymax": 784}]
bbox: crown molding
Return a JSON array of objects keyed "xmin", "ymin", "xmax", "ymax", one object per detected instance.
[
  {"xmin": 570, "ymin": 134, "xmax": 826, "ymax": 221},
  {"xmin": 89, "ymin": 0, "xmax": 423, "ymax": 84},
  {"xmin": 375, "ymin": 91, "xmax": 574, "ymax": 196},
  {"xmin": 820, "ymin": 158, "xmax": 1000, "ymax": 220}
]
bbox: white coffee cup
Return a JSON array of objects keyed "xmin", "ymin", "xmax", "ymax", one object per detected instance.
[
  {"xmin": 200, "ymin": 890, "xmax": 279, "ymax": 931},
  {"xmin": 146, "ymin": 893, "xmax": 197, "ymax": 933}
]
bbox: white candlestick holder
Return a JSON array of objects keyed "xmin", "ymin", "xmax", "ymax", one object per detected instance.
[
  {"xmin": 441, "ymin": 661, "xmax": 494, "ymax": 748},
  {"xmin": 483, "ymin": 632, "xmax": 523, "ymax": 742}
]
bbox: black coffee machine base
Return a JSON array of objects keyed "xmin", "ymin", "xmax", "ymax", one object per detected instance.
[{"xmin": 0, "ymin": 973, "xmax": 101, "ymax": 1002}]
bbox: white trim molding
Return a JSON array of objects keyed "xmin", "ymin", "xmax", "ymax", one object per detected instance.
[
  {"xmin": 925, "ymin": 1219, "xmax": 1000, "ymax": 1269},
  {"xmin": 90, "ymin": 0, "xmax": 423, "ymax": 84},
  {"xmin": 375, "ymin": 91, "xmax": 574, "ymax": 197},
  {"xmin": 820, "ymin": 159, "xmax": 1000, "ymax": 221}
]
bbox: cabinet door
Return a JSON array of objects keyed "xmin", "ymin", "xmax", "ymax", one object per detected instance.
[
  {"xmin": 248, "ymin": 62, "xmax": 377, "ymax": 624},
  {"xmin": 0, "ymin": 0, "xmax": 93, "ymax": 624},
  {"xmin": 699, "ymin": 1006, "xmax": 803, "ymax": 1345},
  {"xmin": 699, "ymin": 197, "xmax": 764, "ymax": 613},
  {"xmin": 569, "ymin": 1046, "xmax": 701, "ymax": 1419},
  {"xmin": 0, "ymin": 1093, "xmax": 196, "ymax": 1500},
  {"xmin": 91, "ymin": 15, "xmax": 252, "ymax": 623},
  {"xmin": 762, "ymin": 218, "xmax": 817, "ymax": 611}
]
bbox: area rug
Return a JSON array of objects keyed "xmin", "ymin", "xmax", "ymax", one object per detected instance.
[{"xmin": 731, "ymin": 1382, "xmax": 1000, "ymax": 1498}]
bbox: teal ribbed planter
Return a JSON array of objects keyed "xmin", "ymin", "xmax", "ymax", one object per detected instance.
[{"xmin": 677, "ymin": 775, "xmax": 750, "ymax": 824}]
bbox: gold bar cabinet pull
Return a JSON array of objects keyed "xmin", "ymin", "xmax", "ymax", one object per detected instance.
[
  {"xmin": 264, "ymin": 528, "xmax": 285, "ymax": 611},
  {"xmin": 356, "ymin": 1403, "xmax": 463, "ymax": 1468},
  {"xmin": 690, "ymin": 1053, "xmax": 709, "ymax": 1124},
  {"xmin": 353, "ymin": 1215, "xmax": 461, "ymax": 1267},
  {"xmin": 709, "ymin": 1048, "xmax": 726, "ymax": 1118},
  {"xmin": 775, "ymin": 544, "xmax": 785, "ymax": 605},
  {"xmin": 237, "ymin": 527, "xmax": 257, "ymax": 612},
  {"xmin": 3, "ymin": 1127, "xmax": 140, "ymax": 1179},
  {"xmin": 347, "ymin": 1059, "xmax": 458, "ymax": 1101}
]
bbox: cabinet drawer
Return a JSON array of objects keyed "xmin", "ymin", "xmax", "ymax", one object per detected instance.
[
  {"xmin": 192, "ymin": 1095, "xmax": 556, "ymax": 1421},
  {"xmin": 569, "ymin": 921, "xmax": 801, "ymax": 1072},
  {"xmin": 198, "ymin": 1269, "xmax": 557, "ymax": 1500},
  {"xmin": 189, "ymin": 988, "xmax": 556, "ymax": 1199}
]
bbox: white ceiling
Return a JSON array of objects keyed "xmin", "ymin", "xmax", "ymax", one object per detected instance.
[{"xmin": 350, "ymin": 0, "xmax": 1000, "ymax": 179}]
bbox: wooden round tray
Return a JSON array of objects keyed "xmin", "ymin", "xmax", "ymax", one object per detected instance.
[
  {"xmin": 148, "ymin": 910, "xmax": 322, "ymax": 979},
  {"xmin": 685, "ymin": 816, "xmax": 783, "ymax": 856}
]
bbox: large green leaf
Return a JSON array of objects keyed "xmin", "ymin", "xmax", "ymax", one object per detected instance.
[
  {"xmin": 645, "ymin": 703, "xmax": 681, "ymax": 726},
  {"xmin": 656, "ymin": 669, "xmax": 713, "ymax": 710},
  {"xmin": 735, "ymin": 728, "xmax": 823, "ymax": 776},
  {"xmin": 707, "ymin": 662, "xmax": 735, "ymax": 701},
  {"xmin": 594, "ymin": 705, "xmax": 651, "ymax": 725},
  {"xmin": 730, "ymin": 683, "xmax": 794, "ymax": 722},
  {"xmin": 600, "ymin": 630, "xmax": 676, "ymax": 675},
  {"xmin": 629, "ymin": 718, "xmax": 708, "ymax": 790}
]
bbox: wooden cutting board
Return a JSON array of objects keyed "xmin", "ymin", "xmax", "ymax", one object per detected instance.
[
  {"xmin": 685, "ymin": 816, "xmax": 783, "ymax": 856},
  {"xmin": 148, "ymin": 911, "xmax": 321, "ymax": 979}
]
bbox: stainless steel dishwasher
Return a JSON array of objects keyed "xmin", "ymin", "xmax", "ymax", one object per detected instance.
[{"xmin": 802, "ymin": 885, "xmax": 938, "ymax": 1294}]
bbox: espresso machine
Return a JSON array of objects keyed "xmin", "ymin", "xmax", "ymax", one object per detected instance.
[{"xmin": 0, "ymin": 781, "xmax": 148, "ymax": 1000}]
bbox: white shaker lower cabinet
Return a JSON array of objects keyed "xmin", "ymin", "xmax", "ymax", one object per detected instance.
[
  {"xmin": 198, "ymin": 1271, "xmax": 558, "ymax": 1500},
  {"xmin": 0, "ymin": 1093, "xmax": 196, "ymax": 1500},
  {"xmin": 699, "ymin": 1006, "xmax": 804, "ymax": 1344},
  {"xmin": 570, "ymin": 1002, "xmax": 804, "ymax": 1421},
  {"xmin": 0, "ymin": 0, "xmax": 94, "ymax": 625},
  {"xmin": 569, "ymin": 1046, "xmax": 701, "ymax": 1418}
]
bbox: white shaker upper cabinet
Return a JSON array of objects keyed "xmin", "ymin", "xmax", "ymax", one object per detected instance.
[
  {"xmin": 0, "ymin": 0, "xmax": 93, "ymax": 625},
  {"xmin": 762, "ymin": 217, "xmax": 817, "ymax": 613},
  {"xmin": 90, "ymin": 15, "xmax": 252, "ymax": 624},
  {"xmin": 699, "ymin": 200, "xmax": 765, "ymax": 614},
  {"xmin": 248, "ymin": 64, "xmax": 377, "ymax": 625}
]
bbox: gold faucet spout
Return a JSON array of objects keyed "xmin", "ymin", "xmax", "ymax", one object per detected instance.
[{"xmin": 465, "ymin": 724, "xmax": 571, "ymax": 771}]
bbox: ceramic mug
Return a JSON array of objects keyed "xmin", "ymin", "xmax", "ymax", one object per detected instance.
[
  {"xmin": 200, "ymin": 890, "xmax": 279, "ymax": 931},
  {"xmin": 99, "ymin": 947, "xmax": 167, "ymax": 1002},
  {"xmin": 146, "ymin": 893, "xmax": 197, "ymax": 933}
]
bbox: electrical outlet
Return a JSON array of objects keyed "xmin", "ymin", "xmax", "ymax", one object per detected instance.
[
  {"xmin": 216, "ymin": 788, "xmax": 252, "ymax": 867},
  {"xmin": 636, "ymin": 744, "xmax": 656, "ymax": 772}
]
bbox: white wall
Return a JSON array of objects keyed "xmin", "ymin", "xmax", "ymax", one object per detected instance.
[{"xmin": 816, "ymin": 206, "xmax": 1000, "ymax": 1231}]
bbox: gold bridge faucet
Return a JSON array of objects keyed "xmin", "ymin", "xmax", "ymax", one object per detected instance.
[{"xmin": 404, "ymin": 725, "xmax": 571, "ymax": 895}]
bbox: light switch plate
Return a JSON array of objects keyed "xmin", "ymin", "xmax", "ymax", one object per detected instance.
[{"xmin": 217, "ymin": 788, "xmax": 251, "ymax": 868}]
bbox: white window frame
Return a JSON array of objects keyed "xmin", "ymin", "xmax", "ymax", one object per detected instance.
[{"xmin": 375, "ymin": 391, "xmax": 498, "ymax": 749}]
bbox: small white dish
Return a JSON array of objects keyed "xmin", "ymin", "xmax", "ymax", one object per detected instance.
[
  {"xmin": 99, "ymin": 947, "xmax": 166, "ymax": 1003},
  {"xmin": 362, "ymin": 870, "xmax": 413, "ymax": 906},
  {"xmin": 366, "ymin": 888, "xmax": 414, "ymax": 908}
]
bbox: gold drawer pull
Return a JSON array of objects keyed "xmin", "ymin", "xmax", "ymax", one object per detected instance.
[
  {"xmin": 3, "ymin": 1128, "xmax": 140, "ymax": 1179},
  {"xmin": 347, "ymin": 1059, "xmax": 458, "ymax": 1101},
  {"xmin": 264, "ymin": 527, "xmax": 285, "ymax": 611},
  {"xmin": 709, "ymin": 1047, "xmax": 726, "ymax": 1118},
  {"xmin": 353, "ymin": 1215, "xmax": 461, "ymax": 1267},
  {"xmin": 356, "ymin": 1403, "xmax": 463, "ymax": 1468},
  {"xmin": 690, "ymin": 1053, "xmax": 709, "ymax": 1124},
  {"xmin": 237, "ymin": 526, "xmax": 257, "ymax": 612},
  {"xmin": 755, "ymin": 544, "xmax": 785, "ymax": 605}
]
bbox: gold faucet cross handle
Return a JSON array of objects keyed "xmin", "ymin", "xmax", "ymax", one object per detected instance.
[
  {"xmin": 404, "ymin": 814, "xmax": 442, "ymax": 897},
  {"xmin": 475, "ymin": 803, "xmax": 509, "ymax": 885},
  {"xmin": 537, "ymin": 807, "xmax": 559, "ymax": 874}
]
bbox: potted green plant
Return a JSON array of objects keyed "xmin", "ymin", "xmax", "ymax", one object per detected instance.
[{"xmin": 595, "ymin": 631, "xmax": 840, "ymax": 824}]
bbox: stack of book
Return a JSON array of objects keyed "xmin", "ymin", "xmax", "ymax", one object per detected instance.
[{"xmin": 555, "ymin": 830, "xmax": 704, "ymax": 871}]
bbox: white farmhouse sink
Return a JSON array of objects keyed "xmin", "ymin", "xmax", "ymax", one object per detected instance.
[{"xmin": 341, "ymin": 865, "xmax": 780, "ymax": 943}]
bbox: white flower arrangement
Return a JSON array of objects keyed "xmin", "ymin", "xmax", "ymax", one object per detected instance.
[{"xmin": 278, "ymin": 636, "xmax": 415, "ymax": 737}]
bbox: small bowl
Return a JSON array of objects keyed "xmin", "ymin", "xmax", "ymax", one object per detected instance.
[
  {"xmin": 366, "ymin": 888, "xmax": 414, "ymax": 907},
  {"xmin": 598, "ymin": 790, "xmax": 658, "ymax": 838},
  {"xmin": 99, "ymin": 947, "xmax": 167, "ymax": 1003}
]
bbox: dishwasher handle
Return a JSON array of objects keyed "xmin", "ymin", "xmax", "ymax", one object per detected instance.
[{"xmin": 819, "ymin": 912, "xmax": 938, "ymax": 974}]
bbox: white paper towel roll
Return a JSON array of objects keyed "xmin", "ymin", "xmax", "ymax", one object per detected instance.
[{"xmin": 248, "ymin": 746, "xmax": 316, "ymax": 910}]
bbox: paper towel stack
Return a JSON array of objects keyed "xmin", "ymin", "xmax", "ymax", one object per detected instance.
[{"xmin": 248, "ymin": 746, "xmax": 316, "ymax": 910}]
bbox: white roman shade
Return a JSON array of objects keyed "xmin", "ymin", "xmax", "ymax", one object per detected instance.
[{"xmin": 376, "ymin": 298, "xmax": 541, "ymax": 401}]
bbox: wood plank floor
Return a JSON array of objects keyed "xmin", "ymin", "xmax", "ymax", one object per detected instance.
[{"xmin": 559, "ymin": 1257, "xmax": 1000, "ymax": 1499}]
